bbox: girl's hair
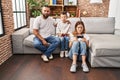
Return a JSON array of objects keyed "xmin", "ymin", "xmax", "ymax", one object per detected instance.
[{"xmin": 73, "ymin": 21, "xmax": 86, "ymax": 36}]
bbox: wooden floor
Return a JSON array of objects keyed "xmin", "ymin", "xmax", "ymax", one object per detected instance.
[{"xmin": 0, "ymin": 55, "xmax": 120, "ymax": 80}]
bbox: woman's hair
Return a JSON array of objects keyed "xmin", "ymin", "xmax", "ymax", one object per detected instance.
[{"xmin": 73, "ymin": 21, "xmax": 86, "ymax": 36}]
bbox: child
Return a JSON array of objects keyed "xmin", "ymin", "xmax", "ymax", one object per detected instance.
[
  {"xmin": 69, "ymin": 21, "xmax": 89, "ymax": 73},
  {"xmin": 56, "ymin": 11, "xmax": 71, "ymax": 58}
]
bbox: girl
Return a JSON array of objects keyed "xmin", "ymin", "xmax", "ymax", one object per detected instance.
[{"xmin": 69, "ymin": 21, "xmax": 89, "ymax": 73}]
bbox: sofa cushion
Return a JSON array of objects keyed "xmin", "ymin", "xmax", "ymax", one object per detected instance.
[
  {"xmin": 29, "ymin": 17, "xmax": 115, "ymax": 34},
  {"xmin": 81, "ymin": 17, "xmax": 115, "ymax": 34},
  {"xmin": 63, "ymin": 17, "xmax": 115, "ymax": 34},
  {"xmin": 23, "ymin": 34, "xmax": 35, "ymax": 47},
  {"xmin": 89, "ymin": 35, "xmax": 120, "ymax": 57}
]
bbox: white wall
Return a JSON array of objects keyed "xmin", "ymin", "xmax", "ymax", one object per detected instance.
[{"xmin": 108, "ymin": 0, "xmax": 120, "ymax": 29}]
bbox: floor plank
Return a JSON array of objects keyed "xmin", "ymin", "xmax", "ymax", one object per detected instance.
[{"xmin": 0, "ymin": 55, "xmax": 120, "ymax": 80}]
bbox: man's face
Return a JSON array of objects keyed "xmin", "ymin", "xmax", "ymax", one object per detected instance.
[{"xmin": 42, "ymin": 7, "xmax": 50, "ymax": 19}]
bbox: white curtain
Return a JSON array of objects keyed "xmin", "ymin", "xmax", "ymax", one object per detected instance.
[{"xmin": 108, "ymin": 0, "xmax": 120, "ymax": 29}]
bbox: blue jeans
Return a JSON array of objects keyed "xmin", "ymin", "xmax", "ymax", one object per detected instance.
[
  {"xmin": 68, "ymin": 41, "xmax": 87, "ymax": 61},
  {"xmin": 59, "ymin": 36, "xmax": 69, "ymax": 51},
  {"xmin": 33, "ymin": 36, "xmax": 60, "ymax": 57}
]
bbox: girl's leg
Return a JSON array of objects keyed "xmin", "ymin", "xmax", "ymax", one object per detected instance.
[
  {"xmin": 72, "ymin": 54, "xmax": 77, "ymax": 64},
  {"xmin": 69, "ymin": 41, "xmax": 79, "ymax": 72},
  {"xmin": 79, "ymin": 41, "xmax": 89, "ymax": 72},
  {"xmin": 79, "ymin": 41, "xmax": 87, "ymax": 64}
]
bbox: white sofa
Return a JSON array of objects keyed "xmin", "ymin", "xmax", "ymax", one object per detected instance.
[{"xmin": 12, "ymin": 17, "xmax": 120, "ymax": 67}]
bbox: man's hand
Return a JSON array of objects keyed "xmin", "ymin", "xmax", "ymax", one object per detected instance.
[{"xmin": 42, "ymin": 40, "xmax": 49, "ymax": 47}]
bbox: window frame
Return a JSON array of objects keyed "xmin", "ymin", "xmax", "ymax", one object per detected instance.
[
  {"xmin": 12, "ymin": 0, "xmax": 27, "ymax": 30},
  {"xmin": 0, "ymin": 0, "xmax": 5, "ymax": 37}
]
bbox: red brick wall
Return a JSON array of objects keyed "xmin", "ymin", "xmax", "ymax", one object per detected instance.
[
  {"xmin": 78, "ymin": 0, "xmax": 110, "ymax": 17},
  {"xmin": 0, "ymin": 0, "xmax": 14, "ymax": 65},
  {"xmin": 27, "ymin": 0, "xmax": 110, "ymax": 26}
]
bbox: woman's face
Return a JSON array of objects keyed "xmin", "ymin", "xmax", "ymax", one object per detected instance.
[{"xmin": 76, "ymin": 24, "xmax": 83, "ymax": 34}]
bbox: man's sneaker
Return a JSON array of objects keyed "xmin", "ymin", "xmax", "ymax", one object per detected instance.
[
  {"xmin": 41, "ymin": 55, "xmax": 49, "ymax": 62},
  {"xmin": 65, "ymin": 50, "xmax": 68, "ymax": 57},
  {"xmin": 70, "ymin": 64, "xmax": 77, "ymax": 73},
  {"xmin": 60, "ymin": 51, "xmax": 64, "ymax": 58},
  {"xmin": 81, "ymin": 63, "xmax": 89, "ymax": 72},
  {"xmin": 49, "ymin": 54, "xmax": 53, "ymax": 60}
]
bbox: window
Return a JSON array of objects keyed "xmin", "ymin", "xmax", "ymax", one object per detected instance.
[
  {"xmin": 0, "ymin": 0, "xmax": 4, "ymax": 36},
  {"xmin": 12, "ymin": 0, "xmax": 27, "ymax": 29}
]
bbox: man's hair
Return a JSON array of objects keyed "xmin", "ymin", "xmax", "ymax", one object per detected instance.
[
  {"xmin": 42, "ymin": 5, "xmax": 49, "ymax": 8},
  {"xmin": 42, "ymin": 5, "xmax": 50, "ymax": 10}
]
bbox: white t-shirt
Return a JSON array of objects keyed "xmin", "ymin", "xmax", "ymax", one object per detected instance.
[
  {"xmin": 33, "ymin": 16, "xmax": 55, "ymax": 38},
  {"xmin": 56, "ymin": 21, "xmax": 70, "ymax": 34},
  {"xmin": 69, "ymin": 32, "xmax": 89, "ymax": 41}
]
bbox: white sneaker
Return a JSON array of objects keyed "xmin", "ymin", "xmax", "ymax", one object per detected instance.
[
  {"xmin": 70, "ymin": 64, "xmax": 77, "ymax": 73},
  {"xmin": 60, "ymin": 51, "xmax": 64, "ymax": 58},
  {"xmin": 81, "ymin": 63, "xmax": 89, "ymax": 72},
  {"xmin": 65, "ymin": 50, "xmax": 68, "ymax": 57},
  {"xmin": 49, "ymin": 54, "xmax": 53, "ymax": 59},
  {"xmin": 41, "ymin": 55, "xmax": 49, "ymax": 62}
]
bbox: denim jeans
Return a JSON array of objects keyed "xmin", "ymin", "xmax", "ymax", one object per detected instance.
[
  {"xmin": 68, "ymin": 41, "xmax": 87, "ymax": 61},
  {"xmin": 33, "ymin": 36, "xmax": 60, "ymax": 57},
  {"xmin": 59, "ymin": 36, "xmax": 69, "ymax": 51}
]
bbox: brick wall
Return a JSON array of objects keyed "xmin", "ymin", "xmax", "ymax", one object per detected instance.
[
  {"xmin": 27, "ymin": 0, "xmax": 110, "ymax": 27},
  {"xmin": 0, "ymin": 0, "xmax": 14, "ymax": 65},
  {"xmin": 78, "ymin": 0, "xmax": 110, "ymax": 17},
  {"xmin": 35, "ymin": 0, "xmax": 110, "ymax": 17}
]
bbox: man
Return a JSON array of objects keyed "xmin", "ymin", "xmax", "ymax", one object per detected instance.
[{"xmin": 33, "ymin": 6, "xmax": 60, "ymax": 62}]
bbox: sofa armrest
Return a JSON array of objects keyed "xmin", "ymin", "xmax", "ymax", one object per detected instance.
[
  {"xmin": 114, "ymin": 29, "xmax": 120, "ymax": 36},
  {"xmin": 12, "ymin": 28, "xmax": 30, "ymax": 54}
]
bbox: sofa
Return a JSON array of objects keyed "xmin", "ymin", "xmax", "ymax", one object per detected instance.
[{"xmin": 12, "ymin": 17, "xmax": 120, "ymax": 67}]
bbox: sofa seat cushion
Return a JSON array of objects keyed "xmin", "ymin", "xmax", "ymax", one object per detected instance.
[
  {"xmin": 89, "ymin": 35, "xmax": 120, "ymax": 57},
  {"xmin": 23, "ymin": 34, "xmax": 35, "ymax": 47}
]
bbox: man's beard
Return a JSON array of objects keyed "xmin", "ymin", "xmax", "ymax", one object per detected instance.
[{"xmin": 42, "ymin": 14, "xmax": 49, "ymax": 19}]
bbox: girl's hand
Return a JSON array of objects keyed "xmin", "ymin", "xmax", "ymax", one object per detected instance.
[
  {"xmin": 81, "ymin": 38, "xmax": 87, "ymax": 42},
  {"xmin": 73, "ymin": 37, "xmax": 78, "ymax": 41},
  {"xmin": 81, "ymin": 38, "xmax": 89, "ymax": 47}
]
